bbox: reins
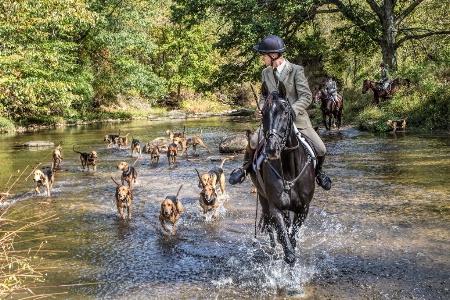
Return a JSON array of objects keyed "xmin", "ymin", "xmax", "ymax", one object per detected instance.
[
  {"xmin": 259, "ymin": 97, "xmax": 312, "ymax": 194},
  {"xmin": 251, "ymin": 84, "xmax": 261, "ymax": 239}
]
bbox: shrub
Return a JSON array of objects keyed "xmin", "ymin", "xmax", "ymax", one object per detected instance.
[{"xmin": 0, "ymin": 117, "xmax": 16, "ymax": 132}]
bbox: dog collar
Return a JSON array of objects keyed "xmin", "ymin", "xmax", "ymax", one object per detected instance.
[{"xmin": 123, "ymin": 167, "xmax": 132, "ymax": 176}]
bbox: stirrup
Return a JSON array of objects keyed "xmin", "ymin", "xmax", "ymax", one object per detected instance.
[
  {"xmin": 316, "ymin": 173, "xmax": 332, "ymax": 190},
  {"xmin": 229, "ymin": 168, "xmax": 246, "ymax": 185}
]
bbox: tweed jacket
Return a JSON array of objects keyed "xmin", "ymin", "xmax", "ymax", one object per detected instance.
[
  {"xmin": 380, "ymin": 68, "xmax": 390, "ymax": 83},
  {"xmin": 258, "ymin": 59, "xmax": 313, "ymax": 130}
]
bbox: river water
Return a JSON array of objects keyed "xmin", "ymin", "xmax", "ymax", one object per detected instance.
[{"xmin": 1, "ymin": 117, "xmax": 449, "ymax": 300}]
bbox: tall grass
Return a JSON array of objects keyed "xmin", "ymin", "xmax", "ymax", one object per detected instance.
[
  {"xmin": 1, "ymin": 205, "xmax": 59, "ymax": 298},
  {"xmin": 0, "ymin": 167, "xmax": 59, "ymax": 298}
]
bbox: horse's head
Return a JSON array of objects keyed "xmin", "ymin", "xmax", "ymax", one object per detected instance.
[
  {"xmin": 261, "ymin": 81, "xmax": 295, "ymax": 160},
  {"xmin": 362, "ymin": 79, "xmax": 370, "ymax": 94},
  {"xmin": 399, "ymin": 78, "xmax": 411, "ymax": 87},
  {"xmin": 313, "ymin": 88, "xmax": 325, "ymax": 104}
]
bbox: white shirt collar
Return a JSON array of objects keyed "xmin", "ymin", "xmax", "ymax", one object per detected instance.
[{"xmin": 274, "ymin": 59, "xmax": 286, "ymax": 74}]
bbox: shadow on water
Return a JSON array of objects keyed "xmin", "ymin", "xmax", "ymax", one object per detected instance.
[{"xmin": 1, "ymin": 118, "xmax": 449, "ymax": 299}]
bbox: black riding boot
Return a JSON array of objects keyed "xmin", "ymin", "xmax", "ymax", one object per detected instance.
[
  {"xmin": 315, "ymin": 155, "xmax": 332, "ymax": 190},
  {"xmin": 229, "ymin": 146, "xmax": 256, "ymax": 185}
]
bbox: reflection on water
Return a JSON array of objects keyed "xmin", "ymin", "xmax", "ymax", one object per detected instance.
[{"xmin": 1, "ymin": 118, "xmax": 449, "ymax": 299}]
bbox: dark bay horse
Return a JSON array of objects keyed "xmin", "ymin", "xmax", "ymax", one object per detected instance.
[
  {"xmin": 313, "ymin": 89, "xmax": 343, "ymax": 130},
  {"xmin": 249, "ymin": 81, "xmax": 315, "ymax": 265},
  {"xmin": 362, "ymin": 78, "xmax": 411, "ymax": 105}
]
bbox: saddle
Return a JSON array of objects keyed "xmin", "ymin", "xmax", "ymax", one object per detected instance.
[
  {"xmin": 379, "ymin": 82, "xmax": 392, "ymax": 92},
  {"xmin": 327, "ymin": 93, "xmax": 339, "ymax": 107}
]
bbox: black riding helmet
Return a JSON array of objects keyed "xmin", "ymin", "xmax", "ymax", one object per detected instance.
[
  {"xmin": 253, "ymin": 35, "xmax": 286, "ymax": 53},
  {"xmin": 254, "ymin": 35, "xmax": 285, "ymax": 66}
]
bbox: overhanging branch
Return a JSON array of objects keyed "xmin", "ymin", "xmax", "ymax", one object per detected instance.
[
  {"xmin": 397, "ymin": 29, "xmax": 450, "ymax": 46},
  {"xmin": 396, "ymin": 0, "xmax": 425, "ymax": 26}
]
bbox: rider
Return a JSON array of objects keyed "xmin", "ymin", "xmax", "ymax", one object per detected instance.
[
  {"xmin": 228, "ymin": 35, "xmax": 332, "ymax": 190},
  {"xmin": 325, "ymin": 75, "xmax": 338, "ymax": 110},
  {"xmin": 379, "ymin": 63, "xmax": 391, "ymax": 95}
]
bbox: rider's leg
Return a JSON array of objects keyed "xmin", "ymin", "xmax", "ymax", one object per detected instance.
[
  {"xmin": 383, "ymin": 83, "xmax": 391, "ymax": 96},
  {"xmin": 316, "ymin": 155, "xmax": 332, "ymax": 190},
  {"xmin": 300, "ymin": 127, "xmax": 332, "ymax": 190},
  {"xmin": 229, "ymin": 128, "xmax": 259, "ymax": 185},
  {"xmin": 333, "ymin": 93, "xmax": 339, "ymax": 111},
  {"xmin": 228, "ymin": 145, "xmax": 256, "ymax": 184}
]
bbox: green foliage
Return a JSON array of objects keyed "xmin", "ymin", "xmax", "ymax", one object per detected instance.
[
  {"xmin": 179, "ymin": 89, "xmax": 230, "ymax": 113},
  {"xmin": 171, "ymin": 0, "xmax": 320, "ymax": 85},
  {"xmin": 0, "ymin": 0, "xmax": 449, "ymax": 132},
  {"xmin": 0, "ymin": 117, "xmax": 15, "ymax": 132},
  {"xmin": 0, "ymin": 0, "xmax": 96, "ymax": 123}
]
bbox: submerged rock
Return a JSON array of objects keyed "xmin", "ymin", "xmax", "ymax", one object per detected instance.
[
  {"xmin": 22, "ymin": 141, "xmax": 55, "ymax": 147},
  {"xmin": 219, "ymin": 134, "xmax": 248, "ymax": 153}
]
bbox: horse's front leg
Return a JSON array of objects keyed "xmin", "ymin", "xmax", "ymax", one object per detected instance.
[
  {"xmin": 322, "ymin": 112, "xmax": 329, "ymax": 131},
  {"xmin": 269, "ymin": 203, "xmax": 296, "ymax": 265},
  {"xmin": 289, "ymin": 210, "xmax": 309, "ymax": 250},
  {"xmin": 373, "ymin": 95, "xmax": 379, "ymax": 106},
  {"xmin": 337, "ymin": 110, "xmax": 342, "ymax": 129},
  {"xmin": 258, "ymin": 214, "xmax": 276, "ymax": 248},
  {"xmin": 258, "ymin": 194, "xmax": 276, "ymax": 248}
]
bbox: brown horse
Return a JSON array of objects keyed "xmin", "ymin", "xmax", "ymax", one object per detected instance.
[
  {"xmin": 362, "ymin": 78, "xmax": 411, "ymax": 105},
  {"xmin": 249, "ymin": 81, "xmax": 316, "ymax": 265},
  {"xmin": 313, "ymin": 89, "xmax": 343, "ymax": 130}
]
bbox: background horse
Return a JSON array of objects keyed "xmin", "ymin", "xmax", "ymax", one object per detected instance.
[
  {"xmin": 313, "ymin": 89, "xmax": 343, "ymax": 130},
  {"xmin": 362, "ymin": 78, "xmax": 410, "ymax": 105},
  {"xmin": 249, "ymin": 81, "xmax": 315, "ymax": 265}
]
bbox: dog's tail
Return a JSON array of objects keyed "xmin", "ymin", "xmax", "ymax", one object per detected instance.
[
  {"xmin": 219, "ymin": 156, "xmax": 230, "ymax": 169},
  {"xmin": 72, "ymin": 145, "xmax": 81, "ymax": 154},
  {"xmin": 111, "ymin": 176, "xmax": 121, "ymax": 187},
  {"xmin": 176, "ymin": 184, "xmax": 183, "ymax": 199},
  {"xmin": 195, "ymin": 169, "xmax": 205, "ymax": 188}
]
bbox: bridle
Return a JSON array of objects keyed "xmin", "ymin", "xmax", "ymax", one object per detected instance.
[
  {"xmin": 262, "ymin": 94, "xmax": 296, "ymax": 152},
  {"xmin": 260, "ymin": 94, "xmax": 310, "ymax": 192}
]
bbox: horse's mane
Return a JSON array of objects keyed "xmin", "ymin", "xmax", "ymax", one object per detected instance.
[
  {"xmin": 262, "ymin": 91, "xmax": 296, "ymax": 124},
  {"xmin": 262, "ymin": 93, "xmax": 274, "ymax": 110}
]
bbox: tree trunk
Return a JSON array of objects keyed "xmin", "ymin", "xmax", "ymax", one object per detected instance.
[{"xmin": 379, "ymin": 0, "xmax": 398, "ymax": 69}]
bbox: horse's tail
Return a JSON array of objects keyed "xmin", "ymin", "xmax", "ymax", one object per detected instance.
[{"xmin": 404, "ymin": 78, "xmax": 411, "ymax": 87}]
